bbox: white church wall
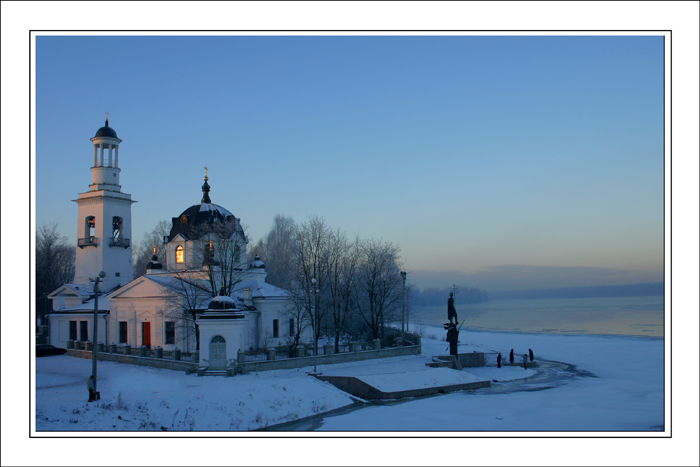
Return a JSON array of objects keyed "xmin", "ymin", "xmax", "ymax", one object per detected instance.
[{"xmin": 48, "ymin": 313, "xmax": 108, "ymax": 349}]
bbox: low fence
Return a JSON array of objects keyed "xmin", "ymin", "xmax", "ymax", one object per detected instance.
[
  {"xmin": 65, "ymin": 341, "xmax": 198, "ymax": 373},
  {"xmin": 234, "ymin": 342, "xmax": 422, "ymax": 374},
  {"xmin": 63, "ymin": 333, "xmax": 422, "ymax": 375},
  {"xmin": 66, "ymin": 348, "xmax": 199, "ymax": 373}
]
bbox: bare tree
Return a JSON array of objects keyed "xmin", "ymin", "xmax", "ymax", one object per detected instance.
[
  {"xmin": 255, "ymin": 214, "xmax": 296, "ymax": 289},
  {"xmin": 36, "ymin": 223, "xmax": 75, "ymax": 325},
  {"xmin": 193, "ymin": 218, "xmax": 247, "ymax": 297},
  {"xmin": 325, "ymin": 231, "xmax": 361, "ymax": 352},
  {"xmin": 290, "ymin": 216, "xmax": 333, "ymax": 356},
  {"xmin": 133, "ymin": 220, "xmax": 171, "ymax": 277},
  {"xmin": 163, "ymin": 270, "xmax": 210, "ymax": 352},
  {"xmin": 284, "ymin": 282, "xmax": 312, "ymax": 356},
  {"xmin": 353, "ymin": 238, "xmax": 404, "ymax": 340}
]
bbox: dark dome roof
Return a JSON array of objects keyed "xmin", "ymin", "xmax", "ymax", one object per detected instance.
[
  {"xmin": 168, "ymin": 203, "xmax": 239, "ymax": 241},
  {"xmin": 94, "ymin": 119, "xmax": 118, "ymax": 138},
  {"xmin": 249, "ymin": 254, "xmax": 265, "ymax": 269},
  {"xmin": 207, "ymin": 286, "xmax": 238, "ymax": 310},
  {"xmin": 207, "ymin": 295, "xmax": 238, "ymax": 310},
  {"xmin": 167, "ymin": 174, "xmax": 244, "ymax": 241}
]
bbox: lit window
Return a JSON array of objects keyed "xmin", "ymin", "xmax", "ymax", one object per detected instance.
[
  {"xmin": 86, "ymin": 216, "xmax": 95, "ymax": 239},
  {"xmin": 176, "ymin": 245, "xmax": 184, "ymax": 263}
]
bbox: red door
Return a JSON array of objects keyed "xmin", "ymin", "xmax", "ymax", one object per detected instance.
[{"xmin": 142, "ymin": 322, "xmax": 151, "ymax": 349}]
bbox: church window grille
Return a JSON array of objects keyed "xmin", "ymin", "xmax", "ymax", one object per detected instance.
[
  {"xmin": 119, "ymin": 321, "xmax": 128, "ymax": 344},
  {"xmin": 273, "ymin": 319, "xmax": 279, "ymax": 338},
  {"xmin": 80, "ymin": 321, "xmax": 88, "ymax": 342},
  {"xmin": 176, "ymin": 245, "xmax": 184, "ymax": 263},
  {"xmin": 165, "ymin": 322, "xmax": 175, "ymax": 344},
  {"xmin": 289, "ymin": 318, "xmax": 295, "ymax": 336}
]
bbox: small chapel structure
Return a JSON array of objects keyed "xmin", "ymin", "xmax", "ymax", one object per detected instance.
[{"xmin": 48, "ymin": 118, "xmax": 307, "ymax": 369}]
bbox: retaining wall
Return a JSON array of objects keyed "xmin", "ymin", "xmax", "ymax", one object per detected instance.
[
  {"xmin": 238, "ymin": 345, "xmax": 421, "ymax": 373},
  {"xmin": 67, "ymin": 349, "xmax": 198, "ymax": 373},
  {"xmin": 316, "ymin": 375, "xmax": 491, "ymax": 400},
  {"xmin": 66, "ymin": 344, "xmax": 421, "ymax": 375}
]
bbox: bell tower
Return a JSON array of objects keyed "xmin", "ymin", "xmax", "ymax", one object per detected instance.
[{"xmin": 73, "ymin": 115, "xmax": 136, "ymax": 291}]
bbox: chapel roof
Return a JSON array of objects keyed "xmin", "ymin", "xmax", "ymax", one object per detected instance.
[
  {"xmin": 94, "ymin": 118, "xmax": 118, "ymax": 138},
  {"xmin": 166, "ymin": 170, "xmax": 244, "ymax": 242}
]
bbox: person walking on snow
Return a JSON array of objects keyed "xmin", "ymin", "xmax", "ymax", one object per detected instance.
[
  {"xmin": 523, "ymin": 354, "xmax": 528, "ymax": 370},
  {"xmin": 87, "ymin": 375, "xmax": 96, "ymax": 402}
]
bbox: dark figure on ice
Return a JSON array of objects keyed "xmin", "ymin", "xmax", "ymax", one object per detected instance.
[
  {"xmin": 529, "ymin": 348, "xmax": 534, "ymax": 362},
  {"xmin": 509, "ymin": 349, "xmax": 514, "ymax": 364},
  {"xmin": 87, "ymin": 375, "xmax": 96, "ymax": 402},
  {"xmin": 523, "ymin": 354, "xmax": 528, "ymax": 370},
  {"xmin": 447, "ymin": 292, "xmax": 458, "ymax": 324},
  {"xmin": 497, "ymin": 353, "xmax": 502, "ymax": 368},
  {"xmin": 445, "ymin": 322, "xmax": 459, "ymax": 357}
]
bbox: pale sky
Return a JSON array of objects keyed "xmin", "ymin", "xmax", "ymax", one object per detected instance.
[{"xmin": 31, "ymin": 33, "xmax": 667, "ymax": 291}]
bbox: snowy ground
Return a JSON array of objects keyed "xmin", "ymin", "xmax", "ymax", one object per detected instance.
[
  {"xmin": 34, "ymin": 326, "xmax": 664, "ymax": 434},
  {"xmin": 25, "ymin": 326, "xmax": 699, "ymax": 465}
]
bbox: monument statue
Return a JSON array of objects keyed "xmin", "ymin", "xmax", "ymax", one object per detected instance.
[
  {"xmin": 447, "ymin": 292, "xmax": 458, "ymax": 324},
  {"xmin": 445, "ymin": 322, "xmax": 459, "ymax": 357}
]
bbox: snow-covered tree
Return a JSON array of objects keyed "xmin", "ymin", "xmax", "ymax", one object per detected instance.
[
  {"xmin": 353, "ymin": 238, "xmax": 404, "ymax": 340},
  {"xmin": 36, "ymin": 223, "xmax": 75, "ymax": 324}
]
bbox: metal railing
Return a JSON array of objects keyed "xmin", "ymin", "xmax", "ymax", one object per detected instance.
[
  {"xmin": 77, "ymin": 237, "xmax": 98, "ymax": 248},
  {"xmin": 109, "ymin": 238, "xmax": 130, "ymax": 248}
]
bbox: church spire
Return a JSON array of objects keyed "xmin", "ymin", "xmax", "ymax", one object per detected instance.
[{"xmin": 201, "ymin": 165, "xmax": 211, "ymax": 203}]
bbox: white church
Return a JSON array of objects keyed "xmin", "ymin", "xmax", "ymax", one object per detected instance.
[{"xmin": 48, "ymin": 118, "xmax": 306, "ymax": 370}]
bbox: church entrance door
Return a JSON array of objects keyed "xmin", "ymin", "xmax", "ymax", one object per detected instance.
[
  {"xmin": 142, "ymin": 322, "xmax": 151, "ymax": 349},
  {"xmin": 209, "ymin": 335, "xmax": 226, "ymax": 370}
]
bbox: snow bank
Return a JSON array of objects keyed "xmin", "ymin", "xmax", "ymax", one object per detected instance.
[
  {"xmin": 35, "ymin": 325, "xmax": 664, "ymax": 434},
  {"xmin": 35, "ymin": 357, "xmax": 355, "ymax": 432}
]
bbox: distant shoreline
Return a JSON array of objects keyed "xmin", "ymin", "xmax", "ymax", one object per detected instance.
[
  {"xmin": 488, "ymin": 282, "xmax": 664, "ymax": 300},
  {"xmin": 457, "ymin": 326, "xmax": 665, "ymax": 340}
]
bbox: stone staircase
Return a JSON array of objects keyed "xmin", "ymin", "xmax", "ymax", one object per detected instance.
[{"xmin": 197, "ymin": 368, "xmax": 228, "ymax": 377}]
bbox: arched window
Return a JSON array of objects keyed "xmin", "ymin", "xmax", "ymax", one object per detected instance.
[
  {"xmin": 85, "ymin": 216, "xmax": 95, "ymax": 239},
  {"xmin": 111, "ymin": 216, "xmax": 123, "ymax": 245},
  {"xmin": 112, "ymin": 216, "xmax": 123, "ymax": 234},
  {"xmin": 176, "ymin": 245, "xmax": 184, "ymax": 264}
]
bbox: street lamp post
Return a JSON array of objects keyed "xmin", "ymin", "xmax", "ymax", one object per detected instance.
[
  {"xmin": 310, "ymin": 277, "xmax": 319, "ymax": 375},
  {"xmin": 400, "ymin": 271, "xmax": 407, "ymax": 341},
  {"xmin": 90, "ymin": 271, "xmax": 106, "ymax": 400}
]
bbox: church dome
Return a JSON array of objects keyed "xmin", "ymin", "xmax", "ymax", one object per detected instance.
[
  {"xmin": 94, "ymin": 119, "xmax": 118, "ymax": 138},
  {"xmin": 167, "ymin": 171, "xmax": 244, "ymax": 242},
  {"xmin": 207, "ymin": 294, "xmax": 238, "ymax": 310},
  {"xmin": 207, "ymin": 287, "xmax": 238, "ymax": 310},
  {"xmin": 249, "ymin": 254, "xmax": 265, "ymax": 269}
]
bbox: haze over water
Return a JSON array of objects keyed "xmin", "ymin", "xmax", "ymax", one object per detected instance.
[{"xmin": 411, "ymin": 295, "xmax": 664, "ymax": 338}]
